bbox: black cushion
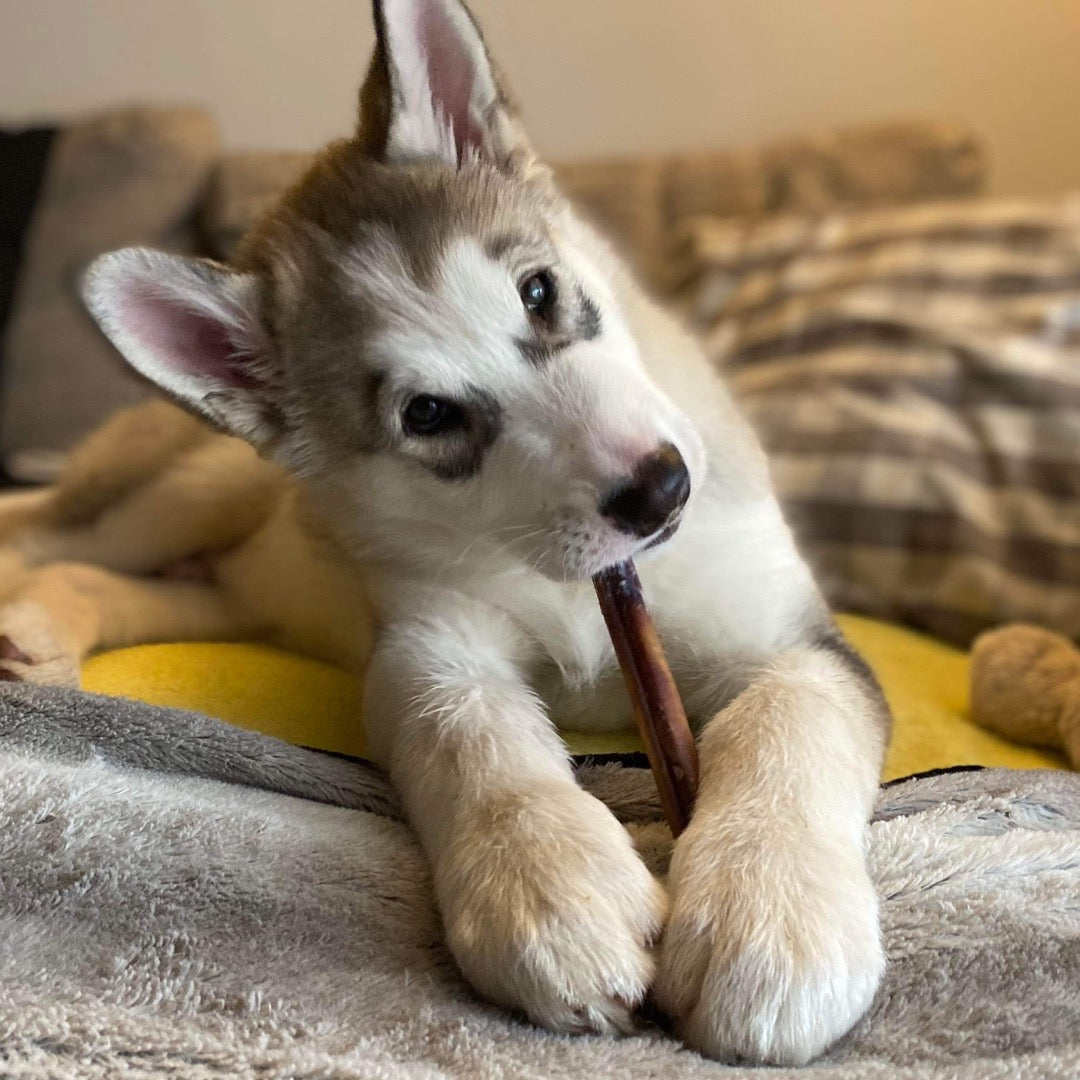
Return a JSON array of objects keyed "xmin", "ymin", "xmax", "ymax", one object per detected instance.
[{"xmin": 0, "ymin": 127, "xmax": 56, "ymax": 341}]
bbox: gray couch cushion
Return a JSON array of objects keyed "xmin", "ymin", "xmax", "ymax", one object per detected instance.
[{"xmin": 0, "ymin": 106, "xmax": 219, "ymax": 479}]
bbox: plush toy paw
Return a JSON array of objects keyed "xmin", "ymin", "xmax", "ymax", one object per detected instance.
[
  {"xmin": 0, "ymin": 600, "xmax": 80, "ymax": 688},
  {"xmin": 970, "ymin": 624, "xmax": 1080, "ymax": 767},
  {"xmin": 436, "ymin": 779, "xmax": 667, "ymax": 1035}
]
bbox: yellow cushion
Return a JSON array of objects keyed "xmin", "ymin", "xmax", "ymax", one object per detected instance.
[
  {"xmin": 82, "ymin": 614, "xmax": 1068, "ymax": 781},
  {"xmin": 836, "ymin": 614, "xmax": 1065, "ymax": 780}
]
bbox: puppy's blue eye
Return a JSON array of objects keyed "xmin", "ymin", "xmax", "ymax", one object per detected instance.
[
  {"xmin": 520, "ymin": 271, "xmax": 555, "ymax": 316},
  {"xmin": 403, "ymin": 395, "xmax": 462, "ymax": 436}
]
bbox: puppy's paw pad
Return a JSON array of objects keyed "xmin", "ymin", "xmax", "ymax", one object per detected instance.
[
  {"xmin": 0, "ymin": 604, "xmax": 80, "ymax": 688},
  {"xmin": 0, "ymin": 635, "xmax": 34, "ymax": 665},
  {"xmin": 0, "ymin": 632, "xmax": 35, "ymax": 681}
]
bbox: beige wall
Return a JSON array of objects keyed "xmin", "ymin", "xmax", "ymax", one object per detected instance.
[{"xmin": 3, "ymin": 0, "xmax": 1080, "ymax": 195}]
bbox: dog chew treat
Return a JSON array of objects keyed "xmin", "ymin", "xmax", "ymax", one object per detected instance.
[{"xmin": 593, "ymin": 560, "xmax": 699, "ymax": 836}]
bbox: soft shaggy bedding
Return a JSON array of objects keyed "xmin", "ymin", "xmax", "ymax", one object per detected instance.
[
  {"xmin": 0, "ymin": 680, "xmax": 1078, "ymax": 1078},
  {"xmin": 80, "ymin": 614, "xmax": 1067, "ymax": 780}
]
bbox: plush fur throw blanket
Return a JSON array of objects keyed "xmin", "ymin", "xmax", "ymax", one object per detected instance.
[{"xmin": 1, "ymin": 682, "xmax": 1078, "ymax": 1079}]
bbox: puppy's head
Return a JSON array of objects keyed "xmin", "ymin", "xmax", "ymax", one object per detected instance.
[{"xmin": 83, "ymin": 0, "xmax": 705, "ymax": 581}]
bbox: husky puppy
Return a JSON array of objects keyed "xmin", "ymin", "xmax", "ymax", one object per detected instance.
[{"xmin": 3, "ymin": 0, "xmax": 890, "ymax": 1063}]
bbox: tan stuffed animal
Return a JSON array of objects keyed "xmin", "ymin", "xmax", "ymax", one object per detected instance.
[{"xmin": 970, "ymin": 624, "xmax": 1080, "ymax": 767}]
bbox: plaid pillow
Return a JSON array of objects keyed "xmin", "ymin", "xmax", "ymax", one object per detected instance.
[{"xmin": 686, "ymin": 197, "xmax": 1080, "ymax": 645}]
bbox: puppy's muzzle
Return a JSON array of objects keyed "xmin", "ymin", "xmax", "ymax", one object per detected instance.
[{"xmin": 600, "ymin": 442, "xmax": 691, "ymax": 539}]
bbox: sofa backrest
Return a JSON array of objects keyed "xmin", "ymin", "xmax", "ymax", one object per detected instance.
[{"xmin": 201, "ymin": 119, "xmax": 985, "ymax": 294}]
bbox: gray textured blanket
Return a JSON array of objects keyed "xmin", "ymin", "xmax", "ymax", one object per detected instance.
[{"xmin": 1, "ymin": 682, "xmax": 1079, "ymax": 1079}]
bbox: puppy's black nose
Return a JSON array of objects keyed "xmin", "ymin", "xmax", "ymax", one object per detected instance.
[{"xmin": 600, "ymin": 442, "xmax": 691, "ymax": 538}]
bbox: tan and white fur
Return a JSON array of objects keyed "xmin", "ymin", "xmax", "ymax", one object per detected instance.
[{"xmin": 0, "ymin": 0, "xmax": 890, "ymax": 1064}]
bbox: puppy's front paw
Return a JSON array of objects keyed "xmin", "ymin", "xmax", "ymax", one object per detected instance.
[
  {"xmin": 0, "ymin": 600, "xmax": 80, "ymax": 688},
  {"xmin": 654, "ymin": 821, "xmax": 883, "ymax": 1065},
  {"xmin": 437, "ymin": 780, "xmax": 667, "ymax": 1035}
]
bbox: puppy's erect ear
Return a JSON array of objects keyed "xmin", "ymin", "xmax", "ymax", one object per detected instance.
[
  {"xmin": 81, "ymin": 249, "xmax": 283, "ymax": 449},
  {"xmin": 358, "ymin": 0, "xmax": 535, "ymax": 171}
]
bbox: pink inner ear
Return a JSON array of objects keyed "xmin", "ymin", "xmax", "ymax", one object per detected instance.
[
  {"xmin": 415, "ymin": 0, "xmax": 485, "ymax": 159},
  {"xmin": 122, "ymin": 283, "xmax": 257, "ymax": 390}
]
